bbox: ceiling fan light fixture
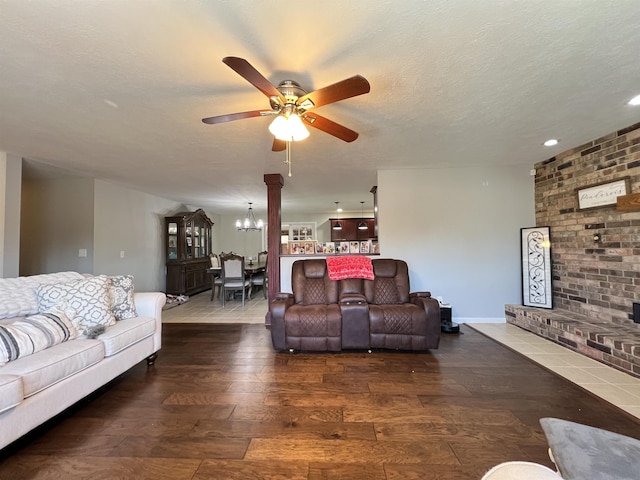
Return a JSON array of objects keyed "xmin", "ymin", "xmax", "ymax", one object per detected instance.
[{"xmin": 269, "ymin": 112, "xmax": 310, "ymax": 141}]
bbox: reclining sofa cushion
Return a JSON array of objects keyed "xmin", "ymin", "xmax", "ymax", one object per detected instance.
[
  {"xmin": 365, "ymin": 259, "xmax": 430, "ymax": 350},
  {"xmin": 0, "ymin": 375, "xmax": 23, "ymax": 414},
  {"xmin": 364, "ymin": 259, "xmax": 411, "ymax": 305},
  {"xmin": 292, "ymin": 259, "xmax": 338, "ymax": 305},
  {"xmin": 286, "ymin": 259, "xmax": 341, "ymax": 351}
]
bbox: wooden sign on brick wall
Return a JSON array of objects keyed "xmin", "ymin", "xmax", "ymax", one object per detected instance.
[{"xmin": 616, "ymin": 193, "xmax": 640, "ymax": 212}]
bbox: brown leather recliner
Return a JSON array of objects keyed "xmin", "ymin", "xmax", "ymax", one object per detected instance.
[
  {"xmin": 271, "ymin": 258, "xmax": 440, "ymax": 352},
  {"xmin": 365, "ymin": 259, "xmax": 440, "ymax": 350},
  {"xmin": 270, "ymin": 259, "xmax": 342, "ymax": 351}
]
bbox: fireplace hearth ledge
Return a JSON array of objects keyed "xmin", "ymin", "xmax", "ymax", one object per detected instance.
[{"xmin": 505, "ymin": 304, "xmax": 640, "ymax": 379}]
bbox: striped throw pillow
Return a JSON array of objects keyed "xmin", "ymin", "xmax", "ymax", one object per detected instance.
[{"xmin": 0, "ymin": 304, "xmax": 78, "ymax": 366}]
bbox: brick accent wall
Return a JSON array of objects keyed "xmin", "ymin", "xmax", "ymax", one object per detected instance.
[
  {"xmin": 505, "ymin": 122, "xmax": 640, "ymax": 377},
  {"xmin": 535, "ymin": 122, "xmax": 640, "ymax": 324}
]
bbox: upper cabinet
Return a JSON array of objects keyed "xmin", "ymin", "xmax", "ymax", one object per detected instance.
[{"xmin": 330, "ymin": 218, "xmax": 377, "ymax": 242}]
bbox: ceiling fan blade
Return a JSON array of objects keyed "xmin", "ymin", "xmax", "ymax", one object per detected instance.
[
  {"xmin": 272, "ymin": 138, "xmax": 286, "ymax": 152},
  {"xmin": 222, "ymin": 57, "xmax": 285, "ymax": 102},
  {"xmin": 297, "ymin": 75, "xmax": 370, "ymax": 110},
  {"xmin": 202, "ymin": 110, "xmax": 267, "ymax": 124},
  {"xmin": 302, "ymin": 113, "xmax": 359, "ymax": 142}
]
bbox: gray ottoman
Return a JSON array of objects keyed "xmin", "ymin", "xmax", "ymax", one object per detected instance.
[{"xmin": 541, "ymin": 417, "xmax": 640, "ymax": 480}]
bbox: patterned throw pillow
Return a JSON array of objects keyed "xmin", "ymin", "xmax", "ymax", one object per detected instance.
[
  {"xmin": 0, "ymin": 304, "xmax": 78, "ymax": 366},
  {"xmin": 36, "ymin": 275, "xmax": 116, "ymax": 334},
  {"xmin": 109, "ymin": 275, "xmax": 137, "ymax": 320}
]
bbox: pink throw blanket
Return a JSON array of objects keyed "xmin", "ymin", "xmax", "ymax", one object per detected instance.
[{"xmin": 326, "ymin": 256, "xmax": 374, "ymax": 281}]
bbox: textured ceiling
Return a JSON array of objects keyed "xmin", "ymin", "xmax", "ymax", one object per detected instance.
[{"xmin": 2, "ymin": 1, "xmax": 640, "ymax": 217}]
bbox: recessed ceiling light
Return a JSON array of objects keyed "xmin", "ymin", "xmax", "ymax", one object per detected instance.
[
  {"xmin": 543, "ymin": 139, "xmax": 559, "ymax": 147},
  {"xmin": 628, "ymin": 94, "xmax": 640, "ymax": 106}
]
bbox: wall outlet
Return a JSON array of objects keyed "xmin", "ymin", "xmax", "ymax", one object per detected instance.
[
  {"xmin": 634, "ymin": 303, "xmax": 640, "ymax": 324},
  {"xmin": 120, "ymin": 251, "xmax": 125, "ymax": 258},
  {"xmin": 78, "ymin": 248, "xmax": 87, "ymax": 257}
]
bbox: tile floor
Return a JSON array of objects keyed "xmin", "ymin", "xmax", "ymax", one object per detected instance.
[
  {"xmin": 470, "ymin": 323, "xmax": 640, "ymax": 420},
  {"xmin": 162, "ymin": 288, "xmax": 268, "ymax": 325},
  {"xmin": 161, "ymin": 293, "xmax": 640, "ymax": 420}
]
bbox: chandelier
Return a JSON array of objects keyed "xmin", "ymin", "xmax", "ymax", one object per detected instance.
[{"xmin": 236, "ymin": 203, "xmax": 264, "ymax": 231}]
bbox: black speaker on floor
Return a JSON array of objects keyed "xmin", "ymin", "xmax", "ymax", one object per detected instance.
[{"xmin": 440, "ymin": 306, "xmax": 459, "ymax": 334}]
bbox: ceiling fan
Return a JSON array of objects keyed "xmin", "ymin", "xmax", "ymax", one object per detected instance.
[{"xmin": 202, "ymin": 57, "xmax": 371, "ymax": 152}]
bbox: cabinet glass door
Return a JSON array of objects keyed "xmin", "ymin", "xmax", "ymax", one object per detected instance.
[
  {"xmin": 194, "ymin": 224, "xmax": 202, "ymax": 258},
  {"xmin": 203, "ymin": 227, "xmax": 210, "ymax": 257},
  {"xmin": 168, "ymin": 222, "xmax": 178, "ymax": 259},
  {"xmin": 186, "ymin": 221, "xmax": 193, "ymax": 258}
]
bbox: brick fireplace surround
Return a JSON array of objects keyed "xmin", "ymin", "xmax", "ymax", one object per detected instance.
[{"xmin": 506, "ymin": 122, "xmax": 640, "ymax": 378}]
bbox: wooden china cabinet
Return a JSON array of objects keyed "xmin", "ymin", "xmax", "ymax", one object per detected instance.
[{"xmin": 165, "ymin": 209, "xmax": 213, "ymax": 295}]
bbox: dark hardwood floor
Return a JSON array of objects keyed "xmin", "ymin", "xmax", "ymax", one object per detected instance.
[{"xmin": 1, "ymin": 324, "xmax": 639, "ymax": 479}]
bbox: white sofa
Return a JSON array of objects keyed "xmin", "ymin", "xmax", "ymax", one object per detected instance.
[{"xmin": 0, "ymin": 272, "xmax": 165, "ymax": 451}]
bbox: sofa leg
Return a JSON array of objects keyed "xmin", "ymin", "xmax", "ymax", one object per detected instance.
[{"xmin": 146, "ymin": 353, "xmax": 158, "ymax": 366}]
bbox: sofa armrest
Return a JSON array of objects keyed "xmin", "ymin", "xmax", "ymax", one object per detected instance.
[
  {"xmin": 134, "ymin": 292, "xmax": 166, "ymax": 319},
  {"xmin": 133, "ymin": 292, "xmax": 166, "ymax": 353},
  {"xmin": 410, "ymin": 291, "xmax": 432, "ymax": 299},
  {"xmin": 270, "ymin": 293, "xmax": 294, "ymax": 350},
  {"xmin": 410, "ymin": 293, "xmax": 441, "ymax": 349},
  {"xmin": 275, "ymin": 292, "xmax": 294, "ymax": 302}
]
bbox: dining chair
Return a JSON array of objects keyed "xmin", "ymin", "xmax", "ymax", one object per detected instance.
[
  {"xmin": 221, "ymin": 253, "xmax": 251, "ymax": 307},
  {"xmin": 209, "ymin": 253, "xmax": 225, "ymax": 301},
  {"xmin": 257, "ymin": 250, "xmax": 268, "ymax": 264},
  {"xmin": 250, "ymin": 255, "xmax": 268, "ymax": 299}
]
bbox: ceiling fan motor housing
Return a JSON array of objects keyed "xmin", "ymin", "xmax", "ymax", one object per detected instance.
[{"xmin": 270, "ymin": 80, "xmax": 308, "ymax": 111}]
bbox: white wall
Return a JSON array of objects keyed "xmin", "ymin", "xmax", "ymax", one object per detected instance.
[
  {"xmin": 378, "ymin": 165, "xmax": 535, "ymax": 322},
  {"xmin": 93, "ymin": 180, "xmax": 184, "ymax": 292},
  {"xmin": 0, "ymin": 153, "xmax": 22, "ymax": 277},
  {"xmin": 20, "ymin": 176, "xmax": 95, "ymax": 275},
  {"xmin": 215, "ymin": 213, "xmax": 265, "ymax": 259}
]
